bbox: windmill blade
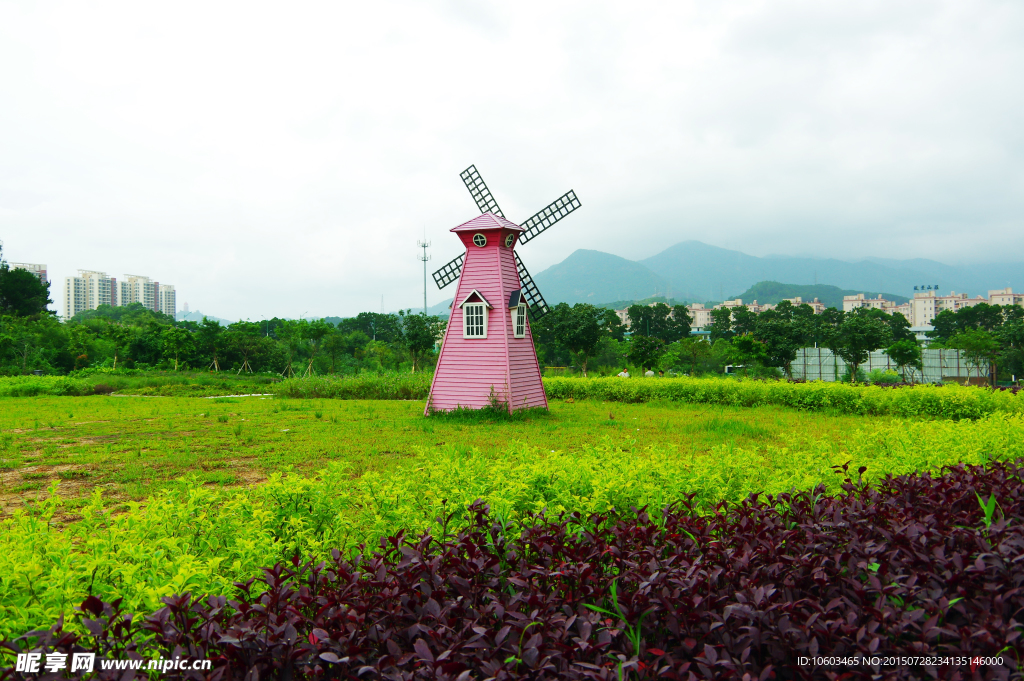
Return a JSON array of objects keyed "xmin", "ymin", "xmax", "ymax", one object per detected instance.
[
  {"xmin": 432, "ymin": 254, "xmax": 464, "ymax": 290},
  {"xmin": 460, "ymin": 165, "xmax": 505, "ymax": 217},
  {"xmin": 518, "ymin": 190, "xmax": 581, "ymax": 245},
  {"xmin": 514, "ymin": 252, "xmax": 550, "ymax": 319}
]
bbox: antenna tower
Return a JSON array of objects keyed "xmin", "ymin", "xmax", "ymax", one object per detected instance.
[{"xmin": 417, "ymin": 240, "xmax": 431, "ymax": 314}]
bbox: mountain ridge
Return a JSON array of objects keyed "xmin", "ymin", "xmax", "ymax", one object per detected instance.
[{"xmin": 532, "ymin": 241, "xmax": 1022, "ymax": 307}]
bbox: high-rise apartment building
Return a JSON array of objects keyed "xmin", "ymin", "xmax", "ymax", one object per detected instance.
[
  {"xmin": 63, "ymin": 270, "xmax": 117, "ymax": 320},
  {"xmin": 116, "ymin": 275, "xmax": 176, "ymax": 317},
  {"xmin": 158, "ymin": 284, "xmax": 176, "ymax": 318},
  {"xmin": 61, "ymin": 269, "xmax": 177, "ymax": 320},
  {"xmin": 118, "ymin": 274, "xmax": 158, "ymax": 311},
  {"xmin": 9, "ymin": 262, "xmax": 47, "ymax": 283}
]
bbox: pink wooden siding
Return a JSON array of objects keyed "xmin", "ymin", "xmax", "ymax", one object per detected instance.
[{"xmin": 427, "ymin": 213, "xmax": 548, "ymax": 413}]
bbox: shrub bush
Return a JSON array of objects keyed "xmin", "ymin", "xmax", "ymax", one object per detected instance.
[
  {"xmin": 5, "ymin": 461, "xmax": 1021, "ymax": 680},
  {"xmin": 0, "ymin": 376, "xmax": 94, "ymax": 397},
  {"xmin": 543, "ymin": 376, "xmax": 1024, "ymax": 420},
  {"xmin": 273, "ymin": 372, "xmax": 432, "ymax": 400}
]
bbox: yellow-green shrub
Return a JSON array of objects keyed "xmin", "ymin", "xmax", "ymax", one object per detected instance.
[
  {"xmin": 1, "ymin": 413, "xmax": 1022, "ymax": 638},
  {"xmin": 543, "ymin": 377, "xmax": 1024, "ymax": 420},
  {"xmin": 273, "ymin": 373, "xmax": 432, "ymax": 400}
]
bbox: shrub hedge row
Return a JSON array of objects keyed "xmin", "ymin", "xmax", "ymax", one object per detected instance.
[
  {"xmin": 544, "ymin": 376, "xmax": 1024, "ymax": 420},
  {"xmin": 4, "ymin": 461, "xmax": 1020, "ymax": 680},
  {"xmin": 273, "ymin": 373, "xmax": 432, "ymax": 400},
  {"xmin": 3, "ymin": 373, "xmax": 1020, "ymax": 422}
]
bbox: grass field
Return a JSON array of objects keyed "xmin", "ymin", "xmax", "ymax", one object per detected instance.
[
  {"xmin": 0, "ymin": 394, "xmax": 891, "ymax": 515},
  {"xmin": 1, "ymin": 389, "xmax": 1023, "ymax": 641}
]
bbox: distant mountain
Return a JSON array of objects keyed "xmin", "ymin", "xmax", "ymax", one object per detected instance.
[
  {"xmin": 177, "ymin": 310, "xmax": 235, "ymax": 325},
  {"xmin": 532, "ymin": 249, "xmax": 670, "ymax": 305},
  {"xmin": 531, "ymin": 241, "xmax": 1024, "ymax": 307},
  {"xmin": 729, "ymin": 282, "xmax": 908, "ymax": 311},
  {"xmin": 426, "ymin": 299, "xmax": 453, "ymax": 317}
]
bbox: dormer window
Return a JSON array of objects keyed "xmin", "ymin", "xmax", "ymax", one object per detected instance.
[
  {"xmin": 508, "ymin": 290, "xmax": 527, "ymax": 338},
  {"xmin": 459, "ymin": 290, "xmax": 492, "ymax": 339},
  {"xmin": 512, "ymin": 304, "xmax": 527, "ymax": 338},
  {"xmin": 464, "ymin": 303, "xmax": 486, "ymax": 337}
]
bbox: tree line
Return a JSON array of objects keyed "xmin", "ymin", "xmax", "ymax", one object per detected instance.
[
  {"xmin": 531, "ymin": 299, "xmax": 1024, "ymax": 382},
  {"xmin": 3, "ymin": 244, "xmax": 1022, "ymax": 382}
]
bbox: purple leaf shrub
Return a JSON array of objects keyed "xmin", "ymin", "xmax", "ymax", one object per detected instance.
[{"xmin": 4, "ymin": 461, "xmax": 1023, "ymax": 680}]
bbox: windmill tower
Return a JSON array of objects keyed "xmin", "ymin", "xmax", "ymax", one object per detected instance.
[{"xmin": 426, "ymin": 166, "xmax": 581, "ymax": 414}]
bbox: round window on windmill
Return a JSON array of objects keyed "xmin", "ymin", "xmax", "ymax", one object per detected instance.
[{"xmin": 472, "ymin": 233, "xmax": 487, "ymax": 247}]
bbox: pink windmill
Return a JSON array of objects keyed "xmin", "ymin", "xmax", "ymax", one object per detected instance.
[{"xmin": 426, "ymin": 165, "xmax": 581, "ymax": 413}]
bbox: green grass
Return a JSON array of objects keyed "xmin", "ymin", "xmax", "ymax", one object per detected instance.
[{"xmin": 0, "ymin": 395, "xmax": 890, "ymax": 509}]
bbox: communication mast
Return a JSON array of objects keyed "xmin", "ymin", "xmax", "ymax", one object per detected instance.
[{"xmin": 417, "ymin": 240, "xmax": 431, "ymax": 314}]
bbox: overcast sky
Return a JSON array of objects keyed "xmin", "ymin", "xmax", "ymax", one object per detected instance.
[{"xmin": 2, "ymin": 0, "xmax": 1022, "ymax": 320}]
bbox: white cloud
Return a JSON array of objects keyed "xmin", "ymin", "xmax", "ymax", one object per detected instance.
[{"xmin": 1, "ymin": 0, "xmax": 1022, "ymax": 319}]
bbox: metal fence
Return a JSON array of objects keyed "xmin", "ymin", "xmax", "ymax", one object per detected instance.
[{"xmin": 791, "ymin": 347, "xmax": 980, "ymax": 383}]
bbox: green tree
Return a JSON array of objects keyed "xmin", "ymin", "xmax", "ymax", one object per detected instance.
[
  {"xmin": 276, "ymin": 320, "xmax": 303, "ymax": 377},
  {"xmin": 553, "ymin": 304, "xmax": 607, "ymax": 376},
  {"xmin": 670, "ymin": 305, "xmax": 693, "ymax": 341},
  {"xmin": 323, "ymin": 330, "xmax": 371, "ymax": 373},
  {"xmin": 885, "ymin": 311, "xmax": 915, "ymax": 343},
  {"xmin": 602, "ymin": 308, "xmax": 628, "ymax": 342},
  {"xmin": 0, "ymin": 266, "xmax": 53, "ymax": 317},
  {"xmin": 948, "ymin": 328, "xmax": 1000, "ymax": 384},
  {"xmin": 224, "ymin": 321, "xmax": 274, "ymax": 373},
  {"xmin": 998, "ymin": 319, "xmax": 1024, "ymax": 382},
  {"xmin": 676, "ymin": 337, "xmax": 711, "ymax": 375},
  {"xmin": 753, "ymin": 308, "xmax": 800, "ymax": 376},
  {"xmin": 726, "ymin": 335, "xmax": 770, "ymax": 370},
  {"xmin": 106, "ymin": 324, "xmax": 135, "ymax": 370},
  {"xmin": 731, "ymin": 306, "xmax": 758, "ymax": 336},
  {"xmin": 626, "ymin": 303, "xmax": 685, "ymax": 343},
  {"xmin": 627, "ymin": 334, "xmax": 665, "ymax": 371},
  {"xmin": 301, "ymin": 319, "xmax": 334, "ymax": 377},
  {"xmin": 884, "ymin": 339, "xmax": 922, "ymax": 383},
  {"xmin": 834, "ymin": 311, "xmax": 892, "ymax": 382},
  {"xmin": 67, "ymin": 324, "xmax": 92, "ymax": 370},
  {"xmin": 708, "ymin": 307, "xmax": 733, "ymax": 341},
  {"xmin": 161, "ymin": 326, "xmax": 194, "ymax": 371},
  {"xmin": 197, "ymin": 318, "xmax": 225, "ymax": 371},
  {"xmin": 530, "ymin": 303, "xmax": 572, "ymax": 367},
  {"xmin": 338, "ymin": 312, "xmax": 404, "ymax": 343},
  {"xmin": 401, "ymin": 312, "xmax": 446, "ymax": 372}
]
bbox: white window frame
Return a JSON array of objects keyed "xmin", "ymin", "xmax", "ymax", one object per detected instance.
[
  {"xmin": 512, "ymin": 303, "xmax": 527, "ymax": 338},
  {"xmin": 463, "ymin": 303, "xmax": 488, "ymax": 338}
]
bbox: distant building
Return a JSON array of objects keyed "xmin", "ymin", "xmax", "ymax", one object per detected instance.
[
  {"xmin": 988, "ymin": 287, "xmax": 1024, "ymax": 307},
  {"xmin": 158, "ymin": 284, "xmax": 176, "ymax": 318},
  {"xmin": 687, "ymin": 303, "xmax": 714, "ymax": 329},
  {"xmin": 843, "ymin": 293, "xmax": 900, "ymax": 313},
  {"xmin": 842, "ymin": 288, "xmax": 1024, "ymax": 327},
  {"xmin": 910, "ymin": 290, "xmax": 986, "ymax": 327},
  {"xmin": 781, "ymin": 296, "xmax": 826, "ymax": 314},
  {"xmin": 63, "ymin": 270, "xmax": 176, "ymax": 319},
  {"xmin": 118, "ymin": 274, "xmax": 159, "ymax": 311},
  {"xmin": 616, "ymin": 296, "xmax": 825, "ymax": 333},
  {"xmin": 64, "ymin": 270, "xmax": 116, "ymax": 320},
  {"xmin": 9, "ymin": 262, "xmax": 47, "ymax": 283}
]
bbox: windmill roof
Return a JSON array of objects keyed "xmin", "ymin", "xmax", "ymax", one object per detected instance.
[{"xmin": 451, "ymin": 212, "xmax": 523, "ymax": 233}]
